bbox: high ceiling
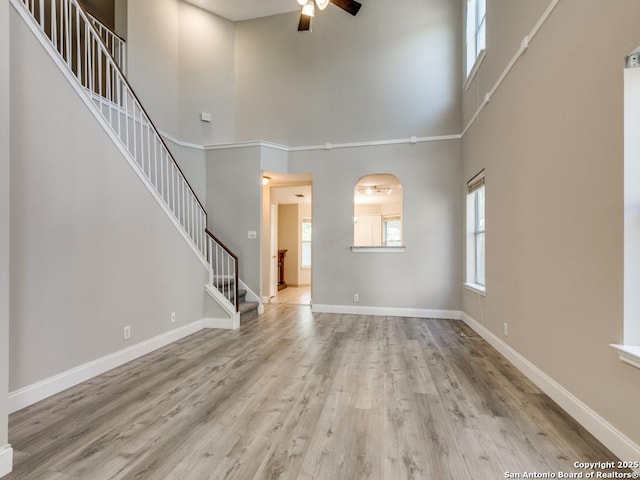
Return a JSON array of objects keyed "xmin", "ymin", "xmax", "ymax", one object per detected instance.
[
  {"xmin": 80, "ymin": 0, "xmax": 300, "ymax": 27},
  {"xmin": 183, "ymin": 0, "xmax": 299, "ymax": 21}
]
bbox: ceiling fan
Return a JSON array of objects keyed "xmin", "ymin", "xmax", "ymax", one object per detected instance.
[{"xmin": 296, "ymin": 0, "xmax": 362, "ymax": 32}]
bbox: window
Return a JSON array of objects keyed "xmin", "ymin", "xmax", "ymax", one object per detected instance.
[
  {"xmin": 383, "ymin": 215, "xmax": 401, "ymax": 247},
  {"xmin": 466, "ymin": 171, "xmax": 485, "ymax": 291},
  {"xmin": 466, "ymin": 0, "xmax": 486, "ymax": 77},
  {"xmin": 301, "ymin": 218, "xmax": 312, "ymax": 267},
  {"xmin": 353, "ymin": 174, "xmax": 403, "ymax": 248},
  {"xmin": 613, "ymin": 49, "xmax": 640, "ymax": 368}
]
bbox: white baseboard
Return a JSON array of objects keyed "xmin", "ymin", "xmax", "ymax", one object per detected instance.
[
  {"xmin": 461, "ymin": 312, "xmax": 640, "ymax": 467},
  {"xmin": 311, "ymin": 304, "xmax": 461, "ymax": 320},
  {"xmin": 0, "ymin": 445, "xmax": 12, "ymax": 478},
  {"xmin": 203, "ymin": 317, "xmax": 238, "ymax": 330},
  {"xmin": 8, "ymin": 320, "xmax": 207, "ymax": 413}
]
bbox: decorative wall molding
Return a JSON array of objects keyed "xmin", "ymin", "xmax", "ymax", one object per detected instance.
[
  {"xmin": 7, "ymin": 318, "xmax": 230, "ymax": 413},
  {"xmin": 462, "ymin": 312, "xmax": 640, "ymax": 467},
  {"xmin": 160, "ymin": 131, "xmax": 462, "ymax": 153},
  {"xmin": 0, "ymin": 445, "xmax": 12, "ymax": 478},
  {"xmin": 312, "ymin": 304, "xmax": 461, "ymax": 320},
  {"xmin": 461, "ymin": 0, "xmax": 561, "ymax": 136}
]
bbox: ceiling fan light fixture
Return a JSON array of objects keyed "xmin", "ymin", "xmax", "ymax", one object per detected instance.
[
  {"xmin": 296, "ymin": 0, "xmax": 306, "ymax": 5},
  {"xmin": 315, "ymin": 0, "xmax": 330, "ymax": 10},
  {"xmin": 302, "ymin": 0, "xmax": 315, "ymax": 17}
]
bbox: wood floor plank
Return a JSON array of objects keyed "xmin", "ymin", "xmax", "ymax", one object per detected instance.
[{"xmin": 5, "ymin": 308, "xmax": 626, "ymax": 480}]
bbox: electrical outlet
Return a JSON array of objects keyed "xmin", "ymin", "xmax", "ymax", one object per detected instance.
[
  {"xmin": 171, "ymin": 312, "xmax": 176, "ymax": 323},
  {"xmin": 503, "ymin": 323, "xmax": 509, "ymax": 337},
  {"xmin": 123, "ymin": 325, "xmax": 131, "ymax": 340},
  {"xmin": 353, "ymin": 293, "xmax": 359, "ymax": 302}
]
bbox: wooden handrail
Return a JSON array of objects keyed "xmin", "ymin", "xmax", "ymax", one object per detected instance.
[{"xmin": 206, "ymin": 229, "xmax": 238, "ymax": 261}]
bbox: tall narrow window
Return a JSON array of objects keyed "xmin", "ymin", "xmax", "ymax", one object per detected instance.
[
  {"xmin": 301, "ymin": 218, "xmax": 312, "ymax": 268},
  {"xmin": 466, "ymin": 171, "xmax": 485, "ymax": 291},
  {"xmin": 466, "ymin": 0, "xmax": 486, "ymax": 77},
  {"xmin": 613, "ymin": 48, "xmax": 640, "ymax": 368}
]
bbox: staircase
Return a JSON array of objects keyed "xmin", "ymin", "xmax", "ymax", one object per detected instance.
[{"xmin": 11, "ymin": 0, "xmax": 261, "ymax": 326}]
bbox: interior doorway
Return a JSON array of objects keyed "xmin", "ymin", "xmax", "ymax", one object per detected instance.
[{"xmin": 262, "ymin": 173, "xmax": 313, "ymax": 307}]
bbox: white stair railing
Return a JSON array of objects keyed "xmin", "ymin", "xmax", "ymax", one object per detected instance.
[
  {"xmin": 17, "ymin": 0, "xmax": 207, "ymax": 258},
  {"xmin": 85, "ymin": 12, "xmax": 126, "ymax": 74},
  {"xmin": 15, "ymin": 0, "xmax": 241, "ymax": 313},
  {"xmin": 207, "ymin": 231, "xmax": 239, "ymax": 312}
]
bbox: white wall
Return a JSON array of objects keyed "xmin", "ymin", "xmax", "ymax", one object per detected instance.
[
  {"xmin": 290, "ymin": 140, "xmax": 462, "ymax": 310},
  {"xmin": 462, "ymin": 0, "xmax": 640, "ymax": 451},
  {"xmin": 0, "ymin": 0, "xmax": 11, "ymax": 472},
  {"xmin": 234, "ymin": 0, "xmax": 462, "ymax": 146},
  {"xmin": 9, "ymin": 10, "xmax": 208, "ymax": 391}
]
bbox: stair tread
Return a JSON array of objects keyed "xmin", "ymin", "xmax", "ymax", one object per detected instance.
[{"xmin": 238, "ymin": 301, "xmax": 259, "ymax": 314}]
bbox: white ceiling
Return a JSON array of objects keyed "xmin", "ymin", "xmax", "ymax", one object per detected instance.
[
  {"xmin": 183, "ymin": 0, "xmax": 299, "ymax": 21},
  {"xmin": 270, "ymin": 185, "xmax": 312, "ymax": 205},
  {"xmin": 354, "ymin": 174, "xmax": 402, "ymax": 206}
]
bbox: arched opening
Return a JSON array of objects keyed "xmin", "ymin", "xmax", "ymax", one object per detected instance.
[{"xmin": 353, "ymin": 174, "xmax": 403, "ymax": 247}]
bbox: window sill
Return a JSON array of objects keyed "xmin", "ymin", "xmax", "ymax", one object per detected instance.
[
  {"xmin": 463, "ymin": 49, "xmax": 486, "ymax": 91},
  {"xmin": 464, "ymin": 282, "xmax": 486, "ymax": 296},
  {"xmin": 301, "ymin": 266, "xmax": 312, "ymax": 270},
  {"xmin": 610, "ymin": 344, "xmax": 640, "ymax": 370},
  {"xmin": 351, "ymin": 246, "xmax": 406, "ymax": 253}
]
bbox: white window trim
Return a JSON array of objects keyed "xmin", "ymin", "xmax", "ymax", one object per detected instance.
[
  {"xmin": 463, "ymin": 49, "xmax": 486, "ymax": 91},
  {"xmin": 464, "ymin": 282, "xmax": 486, "ymax": 296},
  {"xmin": 610, "ymin": 344, "xmax": 640, "ymax": 370},
  {"xmin": 466, "ymin": 172, "xmax": 485, "ymax": 290},
  {"xmin": 301, "ymin": 217, "xmax": 312, "ymax": 268},
  {"xmin": 617, "ymin": 64, "xmax": 640, "ymax": 369},
  {"xmin": 465, "ymin": 0, "xmax": 486, "ymax": 81}
]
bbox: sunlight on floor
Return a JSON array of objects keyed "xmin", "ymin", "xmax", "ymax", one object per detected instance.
[{"xmin": 270, "ymin": 286, "xmax": 311, "ymax": 306}]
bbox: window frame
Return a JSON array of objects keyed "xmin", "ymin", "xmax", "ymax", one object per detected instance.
[
  {"xmin": 382, "ymin": 214, "xmax": 402, "ymax": 247},
  {"xmin": 465, "ymin": 0, "xmax": 486, "ymax": 81},
  {"xmin": 465, "ymin": 171, "xmax": 486, "ymax": 295},
  {"xmin": 301, "ymin": 217, "xmax": 312, "ymax": 268}
]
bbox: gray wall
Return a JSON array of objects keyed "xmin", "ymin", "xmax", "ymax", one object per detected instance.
[
  {"xmin": 462, "ymin": 0, "xmax": 640, "ymax": 447},
  {"xmin": 290, "ymin": 140, "xmax": 462, "ymax": 310},
  {"xmin": 178, "ymin": 1, "xmax": 235, "ymax": 145},
  {"xmin": 205, "ymin": 147, "xmax": 262, "ymax": 295},
  {"xmin": 10, "ymin": 10, "xmax": 208, "ymax": 390},
  {"xmin": 0, "ymin": 0, "xmax": 9, "ymax": 453},
  {"xmin": 126, "ymin": 0, "xmax": 235, "ymax": 202},
  {"xmin": 126, "ymin": 0, "xmax": 180, "ymax": 137},
  {"xmin": 234, "ymin": 0, "xmax": 462, "ymax": 146}
]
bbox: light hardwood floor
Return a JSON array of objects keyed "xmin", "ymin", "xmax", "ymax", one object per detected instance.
[
  {"xmin": 6, "ymin": 306, "xmax": 624, "ymax": 479},
  {"xmin": 270, "ymin": 286, "xmax": 311, "ymax": 306}
]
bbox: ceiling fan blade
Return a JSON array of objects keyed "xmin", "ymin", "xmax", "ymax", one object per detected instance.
[
  {"xmin": 298, "ymin": 13, "xmax": 311, "ymax": 31},
  {"xmin": 330, "ymin": 0, "xmax": 362, "ymax": 16}
]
